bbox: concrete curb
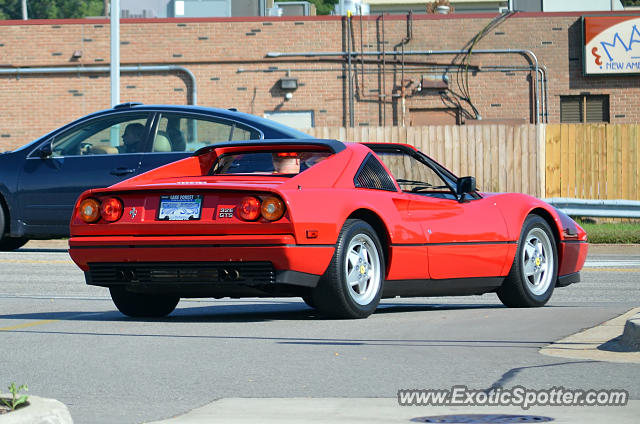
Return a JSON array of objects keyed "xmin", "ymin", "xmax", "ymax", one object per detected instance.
[
  {"xmin": 621, "ymin": 313, "xmax": 640, "ymax": 351},
  {"xmin": 0, "ymin": 395, "xmax": 73, "ymax": 424},
  {"xmin": 540, "ymin": 307, "xmax": 640, "ymax": 363}
]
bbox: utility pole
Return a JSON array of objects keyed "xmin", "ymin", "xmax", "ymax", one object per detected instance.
[
  {"xmin": 22, "ymin": 0, "xmax": 28, "ymax": 20},
  {"xmin": 110, "ymin": 0, "xmax": 120, "ymax": 107}
]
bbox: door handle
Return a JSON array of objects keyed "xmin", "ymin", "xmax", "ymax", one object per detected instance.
[{"xmin": 110, "ymin": 167, "xmax": 136, "ymax": 176}]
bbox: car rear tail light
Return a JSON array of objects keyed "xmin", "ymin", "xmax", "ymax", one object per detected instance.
[
  {"xmin": 100, "ymin": 197, "xmax": 123, "ymax": 222},
  {"xmin": 261, "ymin": 196, "xmax": 285, "ymax": 221},
  {"xmin": 78, "ymin": 198, "xmax": 101, "ymax": 223},
  {"xmin": 238, "ymin": 196, "xmax": 261, "ymax": 221}
]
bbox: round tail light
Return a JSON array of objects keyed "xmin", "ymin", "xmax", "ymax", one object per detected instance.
[
  {"xmin": 78, "ymin": 198, "xmax": 101, "ymax": 223},
  {"xmin": 261, "ymin": 196, "xmax": 285, "ymax": 221},
  {"xmin": 100, "ymin": 197, "xmax": 124, "ymax": 222},
  {"xmin": 238, "ymin": 196, "xmax": 261, "ymax": 221}
]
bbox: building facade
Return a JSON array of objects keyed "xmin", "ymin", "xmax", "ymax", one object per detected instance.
[{"xmin": 1, "ymin": 11, "xmax": 640, "ymax": 151}]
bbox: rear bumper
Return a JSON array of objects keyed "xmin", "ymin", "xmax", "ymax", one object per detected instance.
[{"xmin": 69, "ymin": 234, "xmax": 335, "ymax": 289}]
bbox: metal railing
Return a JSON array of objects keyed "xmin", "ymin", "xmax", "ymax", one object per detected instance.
[{"xmin": 544, "ymin": 198, "xmax": 640, "ymax": 218}]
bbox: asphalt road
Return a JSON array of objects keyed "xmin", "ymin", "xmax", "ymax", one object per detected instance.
[{"xmin": 0, "ymin": 241, "xmax": 639, "ymax": 423}]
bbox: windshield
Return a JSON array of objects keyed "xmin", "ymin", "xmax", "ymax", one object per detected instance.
[{"xmin": 209, "ymin": 150, "xmax": 332, "ymax": 177}]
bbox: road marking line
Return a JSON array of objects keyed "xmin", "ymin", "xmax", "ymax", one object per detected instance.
[
  {"xmin": 0, "ymin": 312, "xmax": 104, "ymax": 332},
  {"xmin": 0, "ymin": 259, "xmax": 73, "ymax": 264},
  {"xmin": 585, "ymin": 260, "xmax": 640, "ymax": 267},
  {"xmin": 583, "ymin": 268, "xmax": 638, "ymax": 272},
  {"xmin": 0, "ymin": 320, "xmax": 59, "ymax": 331}
]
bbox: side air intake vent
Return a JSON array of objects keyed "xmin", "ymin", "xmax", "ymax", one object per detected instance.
[{"xmin": 354, "ymin": 154, "xmax": 397, "ymax": 191}]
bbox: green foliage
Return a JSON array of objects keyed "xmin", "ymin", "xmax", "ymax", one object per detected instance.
[
  {"xmin": 276, "ymin": 0, "xmax": 339, "ymax": 15},
  {"xmin": 1, "ymin": 383, "xmax": 29, "ymax": 411},
  {"xmin": 0, "ymin": 0, "xmax": 105, "ymax": 20},
  {"xmin": 577, "ymin": 219, "xmax": 640, "ymax": 244},
  {"xmin": 621, "ymin": 0, "xmax": 640, "ymax": 6},
  {"xmin": 0, "ymin": 0, "xmax": 21, "ymax": 20}
]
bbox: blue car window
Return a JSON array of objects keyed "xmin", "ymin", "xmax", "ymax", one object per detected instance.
[
  {"xmin": 51, "ymin": 114, "xmax": 149, "ymax": 157},
  {"xmin": 156, "ymin": 113, "xmax": 262, "ymax": 153}
]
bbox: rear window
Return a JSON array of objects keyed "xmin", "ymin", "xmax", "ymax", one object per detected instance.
[{"xmin": 209, "ymin": 150, "xmax": 332, "ymax": 176}]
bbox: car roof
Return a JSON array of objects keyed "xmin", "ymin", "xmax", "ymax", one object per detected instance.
[
  {"xmin": 125, "ymin": 104, "xmax": 311, "ymax": 139},
  {"xmin": 12, "ymin": 103, "xmax": 310, "ymax": 153}
]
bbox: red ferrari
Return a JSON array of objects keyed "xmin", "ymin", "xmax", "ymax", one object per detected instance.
[{"xmin": 68, "ymin": 139, "xmax": 588, "ymax": 319}]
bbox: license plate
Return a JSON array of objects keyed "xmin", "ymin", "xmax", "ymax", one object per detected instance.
[{"xmin": 158, "ymin": 195, "xmax": 202, "ymax": 221}]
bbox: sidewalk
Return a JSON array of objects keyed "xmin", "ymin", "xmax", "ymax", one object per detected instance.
[{"xmin": 146, "ymin": 398, "xmax": 640, "ymax": 424}]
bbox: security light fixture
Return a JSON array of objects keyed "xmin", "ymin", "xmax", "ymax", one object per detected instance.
[{"xmin": 279, "ymin": 77, "xmax": 298, "ymax": 91}]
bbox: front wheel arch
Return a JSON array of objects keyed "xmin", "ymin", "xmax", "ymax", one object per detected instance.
[
  {"xmin": 528, "ymin": 208, "xmax": 562, "ymax": 262},
  {"xmin": 0, "ymin": 195, "xmax": 28, "ymax": 251},
  {"xmin": 0, "ymin": 194, "xmax": 11, "ymax": 235}
]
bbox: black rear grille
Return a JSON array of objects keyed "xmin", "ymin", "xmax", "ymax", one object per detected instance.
[
  {"xmin": 87, "ymin": 262, "xmax": 275, "ymax": 286},
  {"xmin": 355, "ymin": 154, "xmax": 397, "ymax": 191}
]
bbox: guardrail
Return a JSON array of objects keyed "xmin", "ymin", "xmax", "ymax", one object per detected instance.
[{"xmin": 544, "ymin": 198, "xmax": 640, "ymax": 218}]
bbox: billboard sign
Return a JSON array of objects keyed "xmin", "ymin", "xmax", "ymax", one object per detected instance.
[{"xmin": 584, "ymin": 15, "xmax": 640, "ymax": 75}]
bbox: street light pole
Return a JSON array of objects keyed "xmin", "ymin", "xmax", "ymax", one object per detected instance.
[
  {"xmin": 22, "ymin": 0, "xmax": 28, "ymax": 20},
  {"xmin": 110, "ymin": 0, "xmax": 120, "ymax": 107}
]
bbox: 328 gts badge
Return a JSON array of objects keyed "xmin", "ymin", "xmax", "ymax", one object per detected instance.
[{"xmin": 218, "ymin": 207, "xmax": 235, "ymax": 218}]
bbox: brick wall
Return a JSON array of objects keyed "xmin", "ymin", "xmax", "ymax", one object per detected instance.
[{"xmin": 1, "ymin": 12, "xmax": 639, "ymax": 151}]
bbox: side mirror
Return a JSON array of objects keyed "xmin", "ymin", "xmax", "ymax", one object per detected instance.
[
  {"xmin": 456, "ymin": 176, "xmax": 476, "ymax": 201},
  {"xmin": 36, "ymin": 141, "xmax": 53, "ymax": 158}
]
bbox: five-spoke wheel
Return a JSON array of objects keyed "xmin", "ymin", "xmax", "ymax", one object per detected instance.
[
  {"xmin": 344, "ymin": 233, "xmax": 382, "ymax": 307},
  {"xmin": 311, "ymin": 219, "xmax": 385, "ymax": 319},
  {"xmin": 498, "ymin": 215, "xmax": 558, "ymax": 308}
]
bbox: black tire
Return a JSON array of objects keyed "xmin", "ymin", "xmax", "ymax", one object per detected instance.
[
  {"xmin": 301, "ymin": 293, "xmax": 316, "ymax": 309},
  {"xmin": 0, "ymin": 203, "xmax": 28, "ymax": 251},
  {"xmin": 109, "ymin": 287, "xmax": 179, "ymax": 318},
  {"xmin": 312, "ymin": 219, "xmax": 385, "ymax": 319},
  {"xmin": 497, "ymin": 215, "xmax": 558, "ymax": 308}
]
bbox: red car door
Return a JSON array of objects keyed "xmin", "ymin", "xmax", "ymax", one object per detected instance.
[
  {"xmin": 368, "ymin": 143, "xmax": 512, "ymax": 281},
  {"xmin": 407, "ymin": 194, "xmax": 511, "ymax": 279}
]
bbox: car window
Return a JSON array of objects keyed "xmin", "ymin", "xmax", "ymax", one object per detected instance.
[
  {"xmin": 375, "ymin": 151, "xmax": 452, "ymax": 195},
  {"xmin": 50, "ymin": 114, "xmax": 149, "ymax": 157},
  {"xmin": 156, "ymin": 114, "xmax": 262, "ymax": 153}
]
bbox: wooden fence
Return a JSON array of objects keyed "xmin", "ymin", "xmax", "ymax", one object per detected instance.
[
  {"xmin": 545, "ymin": 124, "xmax": 640, "ymax": 201},
  {"xmin": 305, "ymin": 124, "xmax": 640, "ymax": 200},
  {"xmin": 305, "ymin": 125, "xmax": 544, "ymax": 197}
]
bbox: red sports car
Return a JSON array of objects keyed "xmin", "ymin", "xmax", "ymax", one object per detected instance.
[{"xmin": 68, "ymin": 139, "xmax": 588, "ymax": 319}]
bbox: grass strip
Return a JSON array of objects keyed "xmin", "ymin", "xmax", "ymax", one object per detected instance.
[{"xmin": 576, "ymin": 219, "xmax": 640, "ymax": 244}]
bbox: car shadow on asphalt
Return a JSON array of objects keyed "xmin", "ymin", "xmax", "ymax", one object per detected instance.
[
  {"xmin": 0, "ymin": 301, "xmax": 508, "ymax": 324},
  {"xmin": 0, "ymin": 299, "xmax": 589, "ymax": 325},
  {"xmin": 0, "ymin": 304, "xmax": 556, "ymax": 348},
  {"xmin": 14, "ymin": 248, "xmax": 69, "ymax": 253}
]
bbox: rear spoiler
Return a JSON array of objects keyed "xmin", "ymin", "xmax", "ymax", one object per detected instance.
[{"xmin": 193, "ymin": 138, "xmax": 346, "ymax": 156}]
